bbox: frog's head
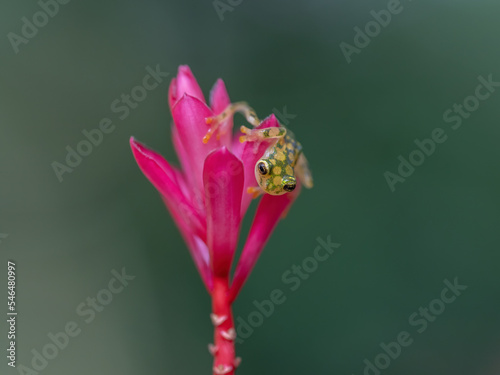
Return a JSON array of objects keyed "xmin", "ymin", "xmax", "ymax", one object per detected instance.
[{"xmin": 255, "ymin": 159, "xmax": 296, "ymax": 195}]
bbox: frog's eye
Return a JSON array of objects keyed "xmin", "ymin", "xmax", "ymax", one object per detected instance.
[
  {"xmin": 257, "ymin": 161, "xmax": 270, "ymax": 175},
  {"xmin": 283, "ymin": 182, "xmax": 296, "ymax": 192}
]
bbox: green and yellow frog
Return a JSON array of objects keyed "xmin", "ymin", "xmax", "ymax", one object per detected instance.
[{"xmin": 204, "ymin": 102, "xmax": 313, "ymax": 197}]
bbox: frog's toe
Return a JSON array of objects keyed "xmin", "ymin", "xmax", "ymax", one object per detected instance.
[{"xmin": 246, "ymin": 186, "xmax": 263, "ymax": 199}]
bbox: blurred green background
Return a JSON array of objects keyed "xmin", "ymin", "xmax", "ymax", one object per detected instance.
[{"xmin": 1, "ymin": 0, "xmax": 500, "ymax": 374}]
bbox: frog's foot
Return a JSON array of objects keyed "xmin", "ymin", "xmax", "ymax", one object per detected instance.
[
  {"xmin": 238, "ymin": 125, "xmax": 258, "ymax": 143},
  {"xmin": 247, "ymin": 186, "xmax": 263, "ymax": 199},
  {"xmin": 239, "ymin": 125, "xmax": 286, "ymax": 143},
  {"xmin": 239, "ymin": 126, "xmax": 264, "ymax": 153},
  {"xmin": 203, "ymin": 114, "xmax": 226, "ymax": 144},
  {"xmin": 203, "ymin": 102, "xmax": 260, "ymax": 144}
]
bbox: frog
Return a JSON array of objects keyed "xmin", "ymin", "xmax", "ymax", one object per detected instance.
[{"xmin": 203, "ymin": 102, "xmax": 313, "ymax": 197}]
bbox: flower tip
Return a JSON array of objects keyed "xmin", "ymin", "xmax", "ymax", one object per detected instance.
[
  {"xmin": 129, "ymin": 138, "xmax": 148, "ymax": 161},
  {"xmin": 210, "ymin": 78, "xmax": 225, "ymax": 98},
  {"xmin": 268, "ymin": 113, "xmax": 278, "ymax": 121},
  {"xmin": 129, "ymin": 138, "xmax": 156, "ymax": 162},
  {"xmin": 204, "ymin": 146, "xmax": 231, "ymax": 161},
  {"xmin": 260, "ymin": 113, "xmax": 280, "ymax": 128},
  {"xmin": 177, "ymin": 64, "xmax": 193, "ymax": 75},
  {"xmin": 129, "ymin": 136, "xmax": 147, "ymax": 151},
  {"xmin": 210, "ymin": 78, "xmax": 231, "ymax": 116},
  {"xmin": 169, "ymin": 66, "xmax": 205, "ymax": 109},
  {"xmin": 212, "ymin": 145, "xmax": 230, "ymax": 156},
  {"xmin": 129, "ymin": 136, "xmax": 139, "ymax": 149},
  {"xmin": 175, "ymin": 65, "xmax": 195, "ymax": 83}
]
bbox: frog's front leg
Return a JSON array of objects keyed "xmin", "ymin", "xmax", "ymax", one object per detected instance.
[
  {"xmin": 203, "ymin": 102, "xmax": 260, "ymax": 143},
  {"xmin": 239, "ymin": 125, "xmax": 287, "ymax": 155},
  {"xmin": 295, "ymin": 153, "xmax": 314, "ymax": 189},
  {"xmin": 246, "ymin": 186, "xmax": 264, "ymax": 199},
  {"xmin": 239, "ymin": 126, "xmax": 286, "ymax": 143}
]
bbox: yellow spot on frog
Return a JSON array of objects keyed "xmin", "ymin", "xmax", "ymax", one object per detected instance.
[
  {"xmin": 273, "ymin": 176, "xmax": 282, "ymax": 186},
  {"xmin": 269, "ymin": 159, "xmax": 276, "ymax": 165},
  {"xmin": 285, "ymin": 165, "xmax": 294, "ymax": 175},
  {"xmin": 276, "ymin": 151, "xmax": 286, "ymax": 161},
  {"xmin": 272, "ymin": 166, "xmax": 282, "ymax": 175}
]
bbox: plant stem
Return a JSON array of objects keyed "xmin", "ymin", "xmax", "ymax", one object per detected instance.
[{"xmin": 211, "ymin": 276, "xmax": 236, "ymax": 375}]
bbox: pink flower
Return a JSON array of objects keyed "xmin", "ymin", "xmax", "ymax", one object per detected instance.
[{"xmin": 130, "ymin": 65, "xmax": 301, "ymax": 374}]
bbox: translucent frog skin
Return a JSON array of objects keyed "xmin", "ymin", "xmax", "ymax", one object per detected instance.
[{"xmin": 204, "ymin": 102, "xmax": 313, "ymax": 197}]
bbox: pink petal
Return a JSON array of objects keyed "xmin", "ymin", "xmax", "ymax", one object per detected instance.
[
  {"xmin": 168, "ymin": 65, "xmax": 206, "ymax": 110},
  {"xmin": 229, "ymin": 185, "xmax": 300, "ymax": 302},
  {"xmin": 203, "ymin": 147, "xmax": 244, "ymax": 277},
  {"xmin": 130, "ymin": 137, "xmax": 206, "ymax": 241},
  {"xmin": 171, "ymin": 123, "xmax": 198, "ymax": 200},
  {"xmin": 209, "ymin": 79, "xmax": 232, "ymax": 149},
  {"xmin": 210, "ymin": 79, "xmax": 231, "ymax": 115},
  {"xmin": 160, "ymin": 196, "xmax": 213, "ymax": 291},
  {"xmin": 172, "ymin": 94, "xmax": 222, "ymax": 195},
  {"xmin": 237, "ymin": 114, "xmax": 281, "ymax": 216}
]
